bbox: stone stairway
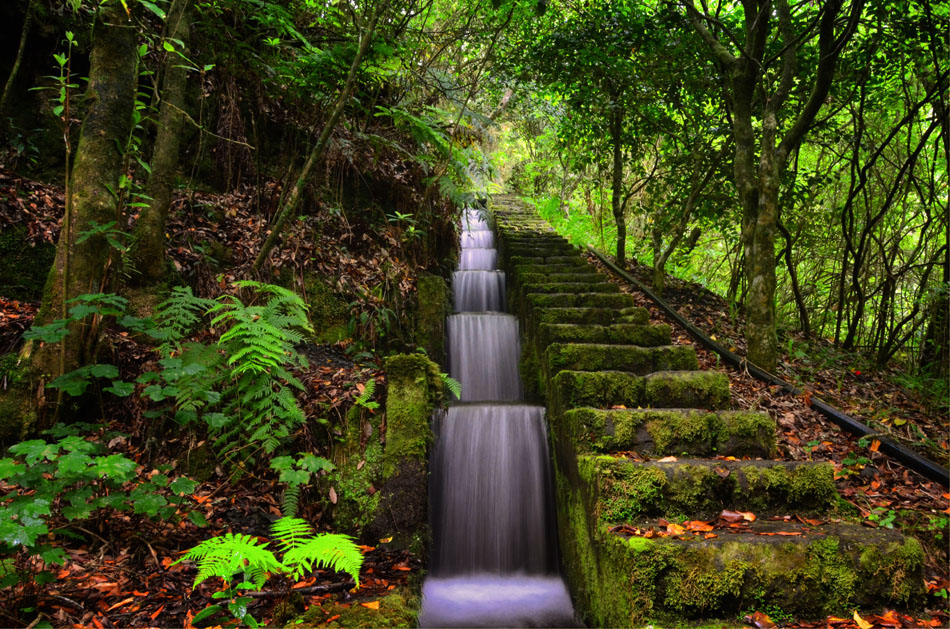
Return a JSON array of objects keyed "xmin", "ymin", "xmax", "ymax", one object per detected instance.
[{"xmin": 488, "ymin": 195, "xmax": 924, "ymax": 627}]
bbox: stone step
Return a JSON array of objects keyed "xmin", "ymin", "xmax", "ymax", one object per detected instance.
[
  {"xmin": 559, "ymin": 498, "xmax": 924, "ymax": 626},
  {"xmin": 517, "ymin": 272, "xmax": 606, "ymax": 285},
  {"xmin": 512, "ymin": 264, "xmax": 587, "ymax": 275},
  {"xmin": 509, "ymin": 255, "xmax": 587, "ymax": 267},
  {"xmin": 543, "ymin": 343, "xmax": 698, "ymax": 378},
  {"xmin": 539, "ymin": 323, "xmax": 672, "ymax": 348},
  {"xmin": 516, "ymin": 281, "xmax": 620, "ymax": 296},
  {"xmin": 526, "ymin": 292, "xmax": 637, "ymax": 310},
  {"xmin": 557, "ymin": 408, "xmax": 776, "ymax": 457},
  {"xmin": 582, "ymin": 456, "xmax": 838, "ymax": 521},
  {"xmin": 552, "ymin": 369, "xmax": 730, "ymax": 414}
]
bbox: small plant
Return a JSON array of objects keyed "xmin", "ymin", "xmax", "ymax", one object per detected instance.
[
  {"xmin": 440, "ymin": 372, "xmax": 462, "ymax": 400},
  {"xmin": 867, "ymin": 507, "xmax": 898, "ymax": 529},
  {"xmin": 0, "ymin": 425, "xmax": 202, "ymax": 589},
  {"xmin": 270, "ymin": 453, "xmax": 335, "ymax": 517},
  {"xmin": 174, "ymin": 517, "xmax": 362, "ymax": 628}
]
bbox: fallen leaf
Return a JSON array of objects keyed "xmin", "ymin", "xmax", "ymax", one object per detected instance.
[
  {"xmin": 774, "ymin": 531, "xmax": 803, "ymax": 536},
  {"xmin": 657, "ymin": 455, "xmax": 678, "ymax": 462},
  {"xmin": 870, "ymin": 439, "xmax": 881, "ymax": 452},
  {"xmin": 738, "ymin": 511, "xmax": 756, "ymax": 522},
  {"xmin": 684, "ymin": 520, "xmax": 714, "ymax": 532},
  {"xmin": 360, "ymin": 601, "xmax": 380, "ymax": 610},
  {"xmin": 666, "ymin": 522, "xmax": 685, "ymax": 535},
  {"xmin": 150, "ymin": 604, "xmax": 165, "ymax": 620},
  {"xmin": 379, "ymin": 536, "xmax": 393, "ymax": 544},
  {"xmin": 329, "ymin": 486, "xmax": 338, "ymax": 504},
  {"xmin": 719, "ymin": 510, "xmax": 745, "ymax": 523},
  {"xmin": 743, "ymin": 610, "xmax": 776, "ymax": 628},
  {"xmin": 853, "ymin": 610, "xmax": 872, "ymax": 629},
  {"xmin": 325, "ymin": 613, "xmax": 341, "ymax": 623},
  {"xmin": 293, "ymin": 577, "xmax": 317, "ymax": 589},
  {"xmin": 107, "ymin": 598, "xmax": 135, "ymax": 612},
  {"xmin": 703, "ymin": 533, "xmax": 718, "ymax": 539}
]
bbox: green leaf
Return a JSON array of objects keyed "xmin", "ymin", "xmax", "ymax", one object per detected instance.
[
  {"xmin": 94, "ymin": 454, "xmax": 137, "ymax": 481},
  {"xmin": 131, "ymin": 490, "xmax": 168, "ymax": 516},
  {"xmin": 170, "ymin": 477, "xmax": 198, "ymax": 495},
  {"xmin": 279, "ymin": 469, "xmax": 310, "ymax": 487},
  {"xmin": 104, "ymin": 380, "xmax": 135, "ymax": 397},
  {"xmin": 188, "ymin": 511, "xmax": 209, "ymax": 527},
  {"xmin": 139, "ymin": 0, "xmax": 167, "ymax": 19},
  {"xmin": 163, "ymin": 40, "xmax": 176, "ymax": 52}
]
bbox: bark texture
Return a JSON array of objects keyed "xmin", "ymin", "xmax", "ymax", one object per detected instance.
[
  {"xmin": 34, "ymin": 5, "xmax": 137, "ymax": 383},
  {"xmin": 130, "ymin": 0, "xmax": 194, "ymax": 284}
]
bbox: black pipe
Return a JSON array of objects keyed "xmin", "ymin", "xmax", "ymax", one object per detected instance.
[{"xmin": 589, "ymin": 247, "xmax": 950, "ymax": 488}]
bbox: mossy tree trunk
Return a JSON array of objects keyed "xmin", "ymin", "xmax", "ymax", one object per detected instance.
[
  {"xmin": 130, "ymin": 0, "xmax": 194, "ymax": 284},
  {"xmin": 610, "ymin": 105, "xmax": 626, "ymax": 266},
  {"xmin": 33, "ymin": 4, "xmax": 137, "ymax": 384},
  {"xmin": 684, "ymin": 0, "xmax": 863, "ymax": 372}
]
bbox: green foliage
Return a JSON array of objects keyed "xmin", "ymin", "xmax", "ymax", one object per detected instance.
[
  {"xmin": 0, "ymin": 425, "xmax": 199, "ymax": 589},
  {"xmin": 270, "ymin": 453, "xmax": 335, "ymax": 517},
  {"xmin": 175, "ymin": 516, "xmax": 362, "ymax": 627},
  {"xmin": 440, "ymin": 373, "xmax": 462, "ymax": 400}
]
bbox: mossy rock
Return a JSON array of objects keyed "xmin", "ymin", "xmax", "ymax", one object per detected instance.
[
  {"xmin": 509, "ymin": 255, "xmax": 586, "ymax": 268},
  {"xmin": 518, "ymin": 272, "xmax": 605, "ymax": 286},
  {"xmin": 552, "ymin": 370, "xmax": 645, "ymax": 415},
  {"xmin": 539, "ymin": 343, "xmax": 693, "ymax": 377},
  {"xmin": 294, "ymin": 589, "xmax": 420, "ymax": 628},
  {"xmin": 518, "ymin": 281, "xmax": 620, "ymax": 297},
  {"xmin": 538, "ymin": 323, "xmax": 671, "ymax": 349},
  {"xmin": 587, "ymin": 457, "xmax": 838, "ymax": 522},
  {"xmin": 414, "ymin": 274, "xmax": 449, "ymax": 366},
  {"xmin": 643, "ymin": 370, "xmax": 730, "ymax": 410},
  {"xmin": 533, "ymin": 307, "xmax": 623, "ymax": 327},
  {"xmin": 526, "ymin": 292, "xmax": 635, "ymax": 310},
  {"xmin": 558, "ymin": 408, "xmax": 775, "ymax": 458},
  {"xmin": 0, "ymin": 226, "xmax": 56, "ymax": 300},
  {"xmin": 303, "ymin": 273, "xmax": 350, "ymax": 344}
]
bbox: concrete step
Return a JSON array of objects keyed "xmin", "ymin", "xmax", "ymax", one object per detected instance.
[
  {"xmin": 551, "ymin": 369, "xmax": 730, "ymax": 415},
  {"xmin": 557, "ymin": 407, "xmax": 776, "ymax": 458}
]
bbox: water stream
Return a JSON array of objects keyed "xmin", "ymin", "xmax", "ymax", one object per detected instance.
[{"xmin": 418, "ymin": 208, "xmax": 577, "ymax": 628}]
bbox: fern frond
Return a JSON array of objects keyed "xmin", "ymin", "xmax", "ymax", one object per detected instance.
[
  {"xmin": 271, "ymin": 516, "xmax": 313, "ymax": 551},
  {"xmin": 172, "ymin": 533, "xmax": 283, "ymax": 590},
  {"xmin": 441, "ymin": 374, "xmax": 462, "ymax": 400},
  {"xmin": 282, "ymin": 533, "xmax": 363, "ymax": 585},
  {"xmin": 281, "ymin": 486, "xmax": 302, "ymax": 518}
]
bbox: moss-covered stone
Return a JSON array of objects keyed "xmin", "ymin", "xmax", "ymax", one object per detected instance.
[
  {"xmin": 414, "ymin": 274, "xmax": 449, "ymax": 366},
  {"xmin": 538, "ymin": 323, "xmax": 672, "ymax": 349},
  {"xmin": 589, "ymin": 457, "xmax": 837, "ymax": 522},
  {"xmin": 643, "ymin": 370, "xmax": 730, "ymax": 409},
  {"xmin": 519, "ymin": 281, "xmax": 620, "ymax": 296},
  {"xmin": 544, "ymin": 344, "xmax": 656, "ymax": 381},
  {"xmin": 509, "ymin": 255, "xmax": 586, "ymax": 268},
  {"xmin": 533, "ymin": 307, "xmax": 622, "ymax": 327},
  {"xmin": 0, "ymin": 353, "xmax": 37, "ymax": 446},
  {"xmin": 304, "ymin": 273, "xmax": 351, "ymax": 344},
  {"xmin": 652, "ymin": 346, "xmax": 699, "ymax": 372},
  {"xmin": 295, "ymin": 589, "xmax": 420, "ymax": 628},
  {"xmin": 552, "ymin": 370, "xmax": 644, "ymax": 415},
  {"xmin": 0, "ymin": 226, "xmax": 56, "ymax": 300},
  {"xmin": 527, "ymin": 292, "xmax": 635, "ymax": 310},
  {"xmin": 519, "ymin": 272, "xmax": 606, "ymax": 286}
]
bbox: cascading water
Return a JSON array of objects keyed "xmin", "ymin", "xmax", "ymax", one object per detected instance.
[{"xmin": 418, "ymin": 208, "xmax": 577, "ymax": 628}]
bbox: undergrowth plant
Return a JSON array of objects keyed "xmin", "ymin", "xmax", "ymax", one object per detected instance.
[{"xmin": 174, "ymin": 516, "xmax": 362, "ymax": 628}]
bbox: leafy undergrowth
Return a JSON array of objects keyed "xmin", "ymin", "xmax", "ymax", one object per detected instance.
[
  {"xmin": 586, "ymin": 251, "xmax": 950, "ymax": 628},
  {"xmin": 0, "ymin": 169, "xmax": 439, "ymax": 627}
]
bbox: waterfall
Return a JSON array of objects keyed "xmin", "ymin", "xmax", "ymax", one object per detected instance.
[{"xmin": 419, "ymin": 208, "xmax": 577, "ymax": 628}]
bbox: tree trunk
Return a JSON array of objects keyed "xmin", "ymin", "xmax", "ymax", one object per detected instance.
[
  {"xmin": 33, "ymin": 4, "xmax": 137, "ymax": 385},
  {"xmin": 0, "ymin": 0, "xmax": 35, "ymax": 116},
  {"xmin": 129, "ymin": 0, "xmax": 194, "ymax": 284},
  {"xmin": 610, "ymin": 107, "xmax": 625, "ymax": 265}
]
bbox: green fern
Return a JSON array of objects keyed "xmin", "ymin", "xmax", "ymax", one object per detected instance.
[
  {"xmin": 206, "ymin": 282, "xmax": 313, "ymax": 461},
  {"xmin": 153, "ymin": 286, "xmax": 215, "ymax": 353},
  {"xmin": 172, "ymin": 532, "xmax": 284, "ymax": 590},
  {"xmin": 270, "ymin": 516, "xmax": 314, "ymax": 552},
  {"xmin": 441, "ymin": 373, "xmax": 462, "ymax": 400},
  {"xmin": 282, "ymin": 533, "xmax": 363, "ymax": 584},
  {"xmin": 281, "ymin": 484, "xmax": 302, "ymax": 518}
]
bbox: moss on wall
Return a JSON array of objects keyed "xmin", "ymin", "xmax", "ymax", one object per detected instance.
[
  {"xmin": 0, "ymin": 226, "xmax": 56, "ymax": 300},
  {"xmin": 414, "ymin": 274, "xmax": 448, "ymax": 366}
]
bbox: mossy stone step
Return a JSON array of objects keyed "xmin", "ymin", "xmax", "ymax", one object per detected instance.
[
  {"xmin": 509, "ymin": 255, "xmax": 587, "ymax": 267},
  {"xmin": 539, "ymin": 323, "xmax": 672, "ymax": 348},
  {"xmin": 501, "ymin": 235, "xmax": 570, "ymax": 245},
  {"xmin": 558, "ymin": 503, "xmax": 924, "ymax": 627},
  {"xmin": 517, "ymin": 272, "xmax": 605, "ymax": 286},
  {"xmin": 552, "ymin": 370, "xmax": 730, "ymax": 414},
  {"xmin": 530, "ymin": 307, "xmax": 625, "ymax": 328},
  {"xmin": 526, "ymin": 292, "xmax": 636, "ymax": 310},
  {"xmin": 516, "ymin": 281, "xmax": 620, "ymax": 296},
  {"xmin": 583, "ymin": 456, "xmax": 838, "ymax": 522},
  {"xmin": 543, "ymin": 343, "xmax": 697, "ymax": 378},
  {"xmin": 512, "ymin": 263, "xmax": 593, "ymax": 275},
  {"xmin": 558, "ymin": 408, "xmax": 776, "ymax": 457}
]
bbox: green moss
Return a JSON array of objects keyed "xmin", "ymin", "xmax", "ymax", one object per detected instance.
[
  {"xmin": 296, "ymin": 589, "xmax": 419, "ymax": 628},
  {"xmin": 526, "ymin": 292, "xmax": 634, "ymax": 310},
  {"xmin": 718, "ymin": 411, "xmax": 777, "ymax": 457},
  {"xmin": 553, "ymin": 370, "xmax": 644, "ymax": 415},
  {"xmin": 520, "ymin": 281, "xmax": 619, "ymax": 296},
  {"xmin": 0, "ymin": 354, "xmax": 36, "ymax": 445},
  {"xmin": 741, "ymin": 463, "xmax": 836, "ymax": 513},
  {"xmin": 382, "ymin": 353, "xmax": 442, "ymax": 479},
  {"xmin": 857, "ymin": 537, "xmax": 925, "ymax": 606},
  {"xmin": 509, "ymin": 255, "xmax": 586, "ymax": 268},
  {"xmin": 803, "ymin": 538, "xmax": 857, "ymax": 612},
  {"xmin": 644, "ymin": 370, "xmax": 730, "ymax": 409},
  {"xmin": 414, "ymin": 274, "xmax": 448, "ymax": 365},
  {"xmin": 539, "ymin": 323, "xmax": 672, "ymax": 350},
  {"xmin": 628, "ymin": 536, "xmax": 656, "ymax": 553},
  {"xmin": 300, "ymin": 273, "xmax": 350, "ymax": 343},
  {"xmin": 652, "ymin": 346, "xmax": 699, "ymax": 371},
  {"xmin": 645, "ymin": 410, "xmax": 719, "ymax": 455},
  {"xmin": 544, "ymin": 343, "xmax": 655, "ymax": 379},
  {"xmin": 0, "ymin": 226, "xmax": 56, "ymax": 300},
  {"xmin": 591, "ymin": 457, "xmax": 668, "ymax": 524}
]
